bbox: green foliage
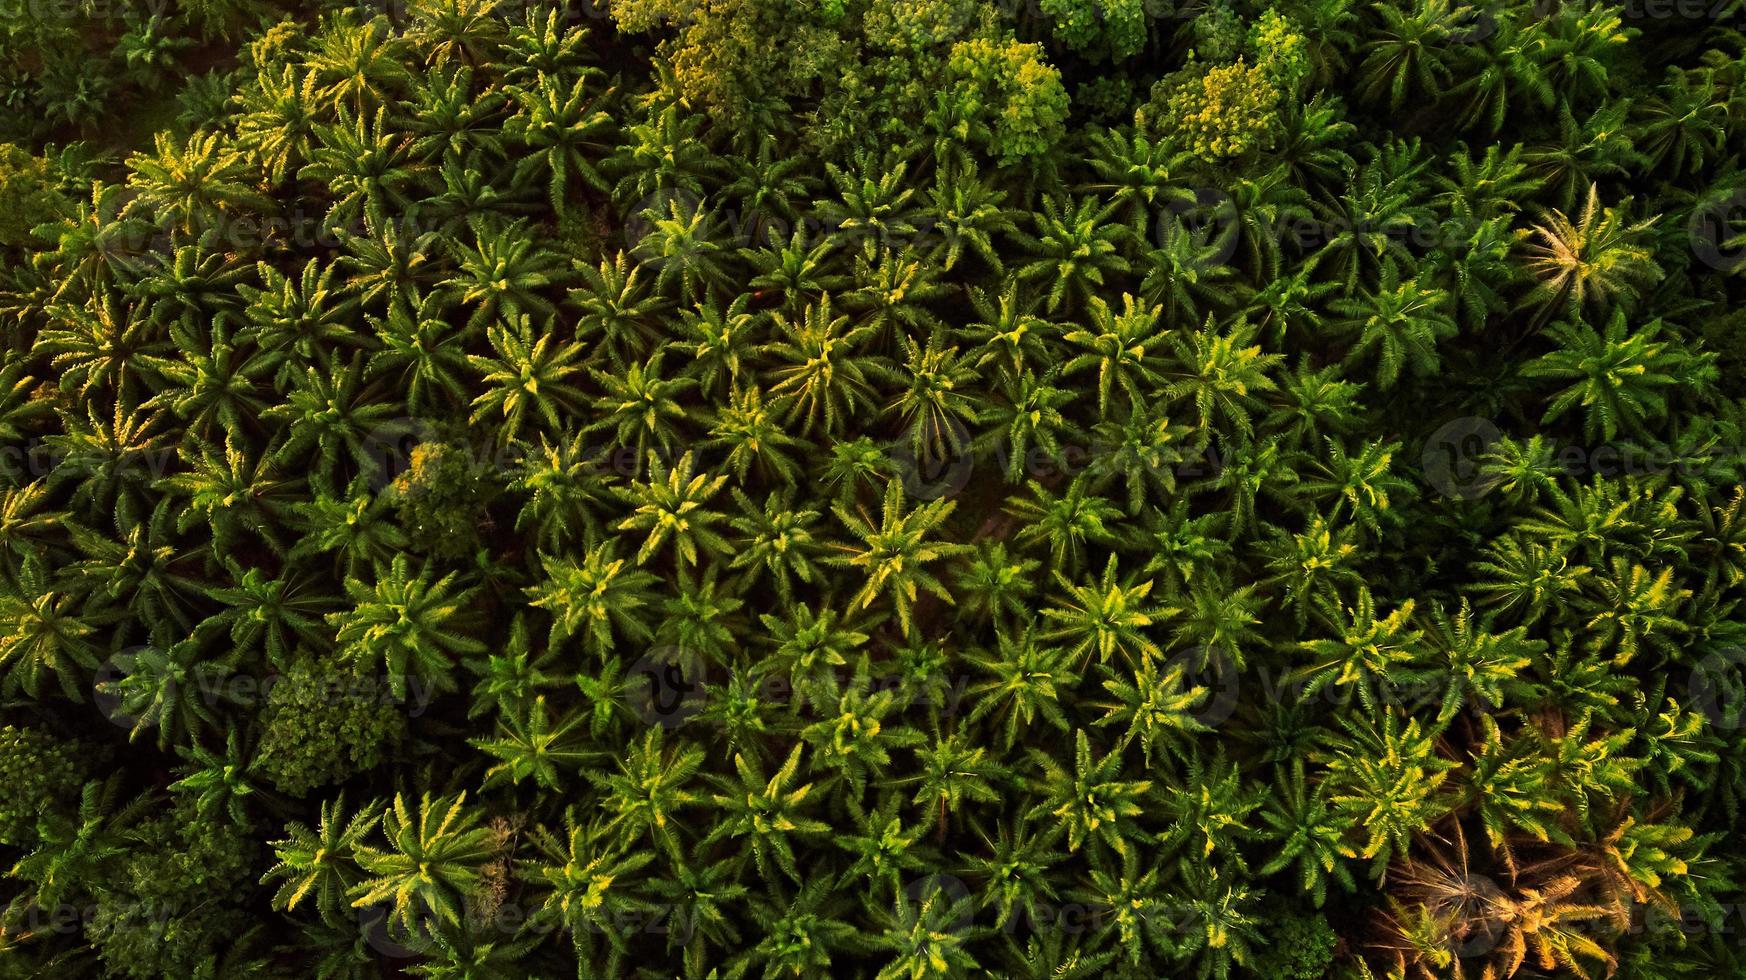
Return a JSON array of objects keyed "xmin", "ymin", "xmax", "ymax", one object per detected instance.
[
  {"xmin": 1249, "ymin": 904, "xmax": 1339, "ymax": 978},
  {"xmin": 942, "ymin": 36, "xmax": 1071, "ymax": 167},
  {"xmin": 2, "ymin": 3, "xmax": 1745, "ymax": 978},
  {"xmin": 86, "ymin": 797, "xmax": 259, "ymax": 979},
  {"xmin": 349, "ymin": 791, "xmax": 497, "ymax": 934},
  {"xmin": 1040, "ymin": 0, "xmax": 1147, "ymax": 63},
  {"xmin": 1139, "ymin": 57, "xmax": 1283, "ymax": 163},
  {"xmin": 254, "ymin": 658, "xmax": 408, "ymax": 797},
  {"xmin": 0, "ymin": 726, "xmax": 84, "ymax": 847},
  {"xmin": 0, "ymin": 145, "xmax": 65, "ymax": 247},
  {"xmin": 389, "ymin": 441, "xmax": 496, "ymax": 561}
]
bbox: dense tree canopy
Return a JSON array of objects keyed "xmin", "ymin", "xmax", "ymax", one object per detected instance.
[{"xmin": 2, "ymin": 0, "xmax": 1746, "ymax": 977}]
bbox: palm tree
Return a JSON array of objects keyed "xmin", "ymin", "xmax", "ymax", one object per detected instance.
[
  {"xmin": 1012, "ymin": 196, "xmax": 1130, "ymax": 313},
  {"xmin": 291, "ymin": 475, "xmax": 414, "ymax": 579},
  {"xmin": 236, "ymin": 258, "xmax": 360, "ymax": 388},
  {"xmin": 1356, "ymin": 0, "xmax": 1457, "ymax": 110},
  {"xmin": 405, "ymin": 64, "xmax": 510, "ymax": 163},
  {"xmin": 1521, "ymin": 311, "xmax": 1714, "ymax": 442},
  {"xmin": 744, "ymin": 228, "xmax": 848, "ymax": 315},
  {"xmin": 722, "ymin": 134, "xmax": 815, "ymax": 241},
  {"xmin": 706, "ymin": 384, "xmax": 810, "ymax": 484},
  {"xmin": 764, "ymin": 294, "xmax": 888, "ymax": 438},
  {"xmin": 869, "ymin": 885, "xmax": 983, "ymax": 980},
  {"xmin": 1519, "ymin": 184, "xmax": 1661, "ymax": 321},
  {"xmin": 570, "ymin": 250, "xmax": 669, "ymax": 367},
  {"xmin": 1524, "ymin": 103, "xmax": 1642, "ymax": 214},
  {"xmin": 590, "ymin": 726, "xmax": 704, "ymax": 857},
  {"xmin": 1164, "ymin": 314, "xmax": 1282, "ymax": 441},
  {"xmin": 442, "ymin": 218, "xmax": 568, "ymax": 328},
  {"xmin": 306, "ymin": 12, "xmax": 413, "ymax": 116},
  {"xmin": 828, "ymin": 479, "xmax": 968, "ymax": 635},
  {"xmin": 268, "ymin": 356, "xmax": 403, "ymax": 484},
  {"xmin": 1139, "ymin": 215, "xmax": 1242, "ymax": 325},
  {"xmin": 630, "ymin": 197, "xmax": 732, "ymax": 303},
  {"xmin": 125, "ymin": 132, "xmax": 272, "ymax": 236},
  {"xmin": 67, "ymin": 496, "xmax": 206, "ymax": 632},
  {"xmin": 759, "ymin": 604, "xmax": 871, "ymax": 710},
  {"xmin": 38, "ymin": 292, "xmax": 169, "ymax": 404},
  {"xmin": 1633, "ymin": 66, "xmax": 1727, "ymax": 180},
  {"xmin": 1006, "ymin": 476, "xmax": 1121, "ymax": 573},
  {"xmin": 610, "ymin": 102, "xmax": 717, "ymax": 205},
  {"xmin": 524, "ymin": 543, "xmax": 660, "ymax": 657},
  {"xmin": 674, "ymin": 294, "xmax": 758, "ymax": 398},
  {"xmin": 584, "ymin": 351, "xmax": 697, "ymax": 459},
  {"xmin": 201, "ymin": 562, "xmax": 333, "ymax": 665},
  {"xmin": 141, "ymin": 320, "xmax": 277, "ymax": 445},
  {"xmin": 926, "ymin": 161, "xmax": 1017, "ymax": 273},
  {"xmin": 616, "ymin": 450, "xmax": 731, "ymax": 567},
  {"xmin": 301, "ymin": 108, "xmax": 431, "ymax": 235},
  {"xmin": 1447, "ymin": 15, "xmax": 1552, "ymax": 136},
  {"xmin": 406, "ymin": 0, "xmax": 505, "ymax": 68},
  {"xmin": 92, "ymin": 637, "xmax": 232, "ymax": 748},
  {"xmin": 161, "ymin": 437, "xmax": 298, "ymax": 556},
  {"xmin": 1329, "ymin": 263, "xmax": 1456, "ymax": 389},
  {"xmin": 726, "ymin": 488, "xmax": 824, "ymax": 600},
  {"xmin": 843, "ymin": 241, "xmax": 949, "ymax": 341},
  {"xmin": 1060, "ymin": 293, "xmax": 1166, "ymax": 418},
  {"xmin": 1260, "ymin": 516, "xmax": 1364, "ymax": 627},
  {"xmin": 705, "ymin": 745, "xmax": 831, "ymax": 881},
  {"xmin": 511, "ymin": 434, "xmax": 610, "ymax": 551},
  {"xmin": 1529, "ymin": 2, "xmax": 1631, "ymax": 109},
  {"xmin": 330, "ymin": 554, "xmax": 486, "ymax": 698},
  {"xmin": 887, "ymin": 329, "xmax": 980, "ymax": 471},
  {"xmin": 340, "ymin": 211, "xmax": 443, "ymax": 312},
  {"xmin": 1299, "ymin": 437, "xmax": 1415, "ymax": 536},
  {"xmin": 234, "ymin": 65, "xmax": 322, "ymax": 185},
  {"xmin": 1325, "ymin": 711, "xmax": 1457, "ymax": 875},
  {"xmin": 502, "ymin": 7, "xmax": 595, "ymax": 83},
  {"xmin": 0, "ymin": 557, "xmax": 101, "ymax": 700},
  {"xmin": 814, "ymin": 157, "xmax": 920, "ymax": 253},
  {"xmin": 367, "ymin": 290, "xmax": 472, "ymax": 414},
  {"xmin": 733, "ymin": 882, "xmax": 859, "ymax": 976},
  {"xmin": 1095, "ymin": 658, "xmax": 1211, "ymax": 766},
  {"xmin": 263, "ymin": 795, "xmax": 383, "ymax": 924},
  {"xmin": 521, "ymin": 811, "xmax": 656, "ymax": 969},
  {"xmin": 800, "ymin": 661, "xmax": 924, "ymax": 793},
  {"xmin": 1296, "ymin": 588, "xmax": 1422, "ymax": 712},
  {"xmin": 905, "ymin": 729, "xmax": 1006, "ymax": 833},
  {"xmin": 348, "ymin": 791, "xmax": 497, "ymax": 933},
  {"xmin": 472, "ymin": 695, "xmax": 593, "ymax": 789},
  {"xmin": 1041, "ymin": 554, "xmax": 1173, "ymax": 669},
  {"xmin": 981, "ymin": 367, "xmax": 1076, "ymax": 484},
  {"xmin": 1258, "ymin": 760, "xmax": 1356, "ymax": 907},
  {"xmin": 1471, "ymin": 535, "xmax": 1590, "ymax": 626},
  {"xmin": 1025, "ymin": 729, "xmax": 1150, "ymax": 854},
  {"xmin": 467, "ymin": 315, "xmax": 588, "ymax": 447},
  {"xmin": 1080, "ymin": 128, "xmax": 1191, "ymax": 239},
  {"xmin": 9, "ymin": 777, "xmax": 149, "ymax": 910},
  {"xmin": 1310, "ymin": 172, "xmax": 1430, "ymax": 299},
  {"xmin": 963, "ymin": 627, "xmax": 1073, "ymax": 749}
]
